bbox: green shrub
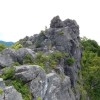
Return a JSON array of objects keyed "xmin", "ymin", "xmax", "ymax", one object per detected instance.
[
  {"xmin": 37, "ymin": 96, "xmax": 42, "ymax": 100},
  {"xmin": 0, "ymin": 44, "xmax": 6, "ymax": 52},
  {"xmin": 12, "ymin": 42, "xmax": 23, "ymax": 50},
  {"xmin": 2, "ymin": 67, "xmax": 15, "ymax": 80},
  {"xmin": 65, "ymin": 57, "xmax": 75, "ymax": 66},
  {"xmin": 59, "ymin": 32, "xmax": 64, "ymax": 35},
  {"xmin": 48, "ymin": 51, "xmax": 68, "ymax": 62},
  {"xmin": 13, "ymin": 62, "xmax": 20, "ymax": 66},
  {"xmin": 23, "ymin": 54, "xmax": 33, "ymax": 64},
  {"xmin": 33, "ymin": 51, "xmax": 68, "ymax": 71},
  {"xmin": 12, "ymin": 80, "xmax": 32, "ymax": 100},
  {"xmin": 0, "ymin": 88, "xmax": 3, "ymax": 95}
]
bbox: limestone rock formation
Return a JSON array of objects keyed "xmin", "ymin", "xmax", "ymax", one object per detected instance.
[
  {"xmin": 0, "ymin": 78, "xmax": 23, "ymax": 100},
  {"xmin": 15, "ymin": 65, "xmax": 75, "ymax": 100},
  {"xmin": 0, "ymin": 16, "xmax": 84, "ymax": 100}
]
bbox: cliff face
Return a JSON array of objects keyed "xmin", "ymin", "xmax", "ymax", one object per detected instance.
[
  {"xmin": 0, "ymin": 16, "xmax": 83, "ymax": 100},
  {"xmin": 19, "ymin": 16, "xmax": 82, "ymax": 87}
]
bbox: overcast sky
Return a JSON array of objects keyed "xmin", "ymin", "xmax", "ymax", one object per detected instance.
[{"xmin": 0, "ymin": 0, "xmax": 100, "ymax": 44}]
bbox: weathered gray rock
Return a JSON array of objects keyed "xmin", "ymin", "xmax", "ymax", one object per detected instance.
[
  {"xmin": 0, "ymin": 48, "xmax": 18, "ymax": 68},
  {"xmin": 0, "ymin": 78, "xmax": 23, "ymax": 100},
  {"xmin": 15, "ymin": 65, "xmax": 46, "ymax": 82},
  {"xmin": 44, "ymin": 73, "xmax": 75, "ymax": 100},
  {"xmin": 4, "ymin": 86, "xmax": 23, "ymax": 100},
  {"xmin": 50, "ymin": 16, "xmax": 64, "ymax": 28},
  {"xmin": 14, "ymin": 65, "xmax": 76, "ymax": 100},
  {"xmin": 16, "ymin": 48, "xmax": 36, "ymax": 64},
  {"xmin": 0, "ymin": 78, "xmax": 5, "ymax": 89},
  {"xmin": 63, "ymin": 19, "xmax": 79, "ymax": 34},
  {"xmin": 0, "ymin": 16, "xmax": 83, "ymax": 100}
]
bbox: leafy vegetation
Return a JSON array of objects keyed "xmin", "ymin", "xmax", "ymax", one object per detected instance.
[
  {"xmin": 12, "ymin": 80, "xmax": 32, "ymax": 100},
  {"xmin": 0, "ymin": 44, "xmax": 6, "ymax": 52},
  {"xmin": 0, "ymin": 88, "xmax": 3, "ymax": 95},
  {"xmin": 65, "ymin": 57, "xmax": 75, "ymax": 66},
  {"xmin": 37, "ymin": 96, "xmax": 42, "ymax": 100},
  {"xmin": 81, "ymin": 37, "xmax": 100, "ymax": 100},
  {"xmin": 1, "ymin": 67, "xmax": 32, "ymax": 100},
  {"xmin": 59, "ymin": 32, "xmax": 64, "ymax": 35},
  {"xmin": 12, "ymin": 42, "xmax": 23, "ymax": 50},
  {"xmin": 23, "ymin": 54, "xmax": 33, "ymax": 64},
  {"xmin": 2, "ymin": 67, "xmax": 15, "ymax": 80},
  {"xmin": 33, "ymin": 51, "xmax": 68, "ymax": 72}
]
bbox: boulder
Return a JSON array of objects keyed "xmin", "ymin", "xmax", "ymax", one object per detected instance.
[
  {"xmin": 0, "ymin": 78, "xmax": 23, "ymax": 100},
  {"xmin": 0, "ymin": 48, "xmax": 18, "ymax": 68},
  {"xmin": 16, "ymin": 48, "xmax": 36, "ymax": 64},
  {"xmin": 4, "ymin": 86, "xmax": 23, "ymax": 100},
  {"xmin": 15, "ymin": 65, "xmax": 46, "ymax": 82}
]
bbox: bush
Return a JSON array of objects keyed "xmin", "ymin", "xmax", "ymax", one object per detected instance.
[
  {"xmin": 2, "ymin": 67, "xmax": 15, "ymax": 80},
  {"xmin": 59, "ymin": 32, "xmax": 64, "ymax": 35},
  {"xmin": 65, "ymin": 57, "xmax": 75, "ymax": 66},
  {"xmin": 12, "ymin": 80, "xmax": 32, "ymax": 100},
  {"xmin": 0, "ymin": 44, "xmax": 6, "ymax": 52},
  {"xmin": 33, "ymin": 51, "xmax": 68, "ymax": 71},
  {"xmin": 0, "ymin": 88, "xmax": 3, "ymax": 95},
  {"xmin": 37, "ymin": 97, "xmax": 42, "ymax": 100},
  {"xmin": 12, "ymin": 42, "xmax": 23, "ymax": 50},
  {"xmin": 23, "ymin": 54, "xmax": 33, "ymax": 64}
]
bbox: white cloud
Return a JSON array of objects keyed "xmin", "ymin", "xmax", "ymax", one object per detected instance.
[{"xmin": 0, "ymin": 0, "xmax": 100, "ymax": 44}]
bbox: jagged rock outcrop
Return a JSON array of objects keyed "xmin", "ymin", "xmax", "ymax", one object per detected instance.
[
  {"xmin": 0, "ymin": 78, "xmax": 23, "ymax": 100},
  {"xmin": 18, "ymin": 16, "xmax": 82, "ymax": 87},
  {"xmin": 15, "ymin": 65, "xmax": 75, "ymax": 100},
  {"xmin": 0, "ymin": 16, "xmax": 83, "ymax": 100},
  {"xmin": 0, "ymin": 48, "xmax": 36, "ymax": 68}
]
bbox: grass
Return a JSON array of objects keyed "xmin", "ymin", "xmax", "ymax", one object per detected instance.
[
  {"xmin": 0, "ymin": 88, "xmax": 3, "ymax": 95},
  {"xmin": 12, "ymin": 79, "xmax": 32, "ymax": 100}
]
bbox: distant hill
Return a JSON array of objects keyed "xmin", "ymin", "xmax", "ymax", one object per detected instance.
[{"xmin": 0, "ymin": 40, "xmax": 15, "ymax": 47}]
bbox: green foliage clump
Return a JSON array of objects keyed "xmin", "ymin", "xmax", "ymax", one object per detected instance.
[
  {"xmin": 59, "ymin": 32, "xmax": 64, "ymax": 35},
  {"xmin": 33, "ymin": 51, "xmax": 67, "ymax": 71},
  {"xmin": 81, "ymin": 37, "xmax": 99, "ymax": 53},
  {"xmin": 81, "ymin": 37, "xmax": 100, "ymax": 100},
  {"xmin": 1, "ymin": 66, "xmax": 32, "ymax": 100},
  {"xmin": 23, "ymin": 54, "xmax": 33, "ymax": 64},
  {"xmin": 12, "ymin": 42, "xmax": 23, "ymax": 50},
  {"xmin": 65, "ymin": 57, "xmax": 75, "ymax": 66},
  {"xmin": 12, "ymin": 80, "xmax": 32, "ymax": 100},
  {"xmin": 2, "ymin": 67, "xmax": 15, "ymax": 80},
  {"xmin": 0, "ymin": 88, "xmax": 3, "ymax": 95},
  {"xmin": 33, "ymin": 52, "xmax": 49, "ymax": 70},
  {"xmin": 13, "ymin": 62, "xmax": 20, "ymax": 66},
  {"xmin": 0, "ymin": 44, "xmax": 6, "ymax": 52},
  {"xmin": 37, "ymin": 96, "xmax": 42, "ymax": 100},
  {"xmin": 77, "ymin": 84, "xmax": 87, "ymax": 100}
]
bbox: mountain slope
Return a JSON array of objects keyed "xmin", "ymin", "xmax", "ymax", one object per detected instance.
[{"xmin": 0, "ymin": 40, "xmax": 14, "ymax": 46}]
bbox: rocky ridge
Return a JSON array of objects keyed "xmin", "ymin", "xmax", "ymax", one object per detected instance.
[{"xmin": 0, "ymin": 16, "xmax": 84, "ymax": 100}]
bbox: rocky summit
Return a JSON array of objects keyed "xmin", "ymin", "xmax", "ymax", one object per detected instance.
[{"xmin": 0, "ymin": 16, "xmax": 85, "ymax": 100}]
